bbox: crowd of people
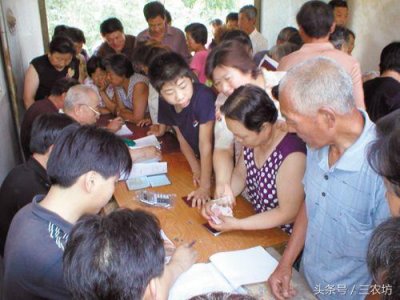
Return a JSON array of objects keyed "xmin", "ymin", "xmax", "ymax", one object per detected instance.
[{"xmin": 0, "ymin": 0, "xmax": 399, "ymax": 299}]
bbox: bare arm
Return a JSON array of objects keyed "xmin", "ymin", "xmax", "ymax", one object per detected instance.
[
  {"xmin": 230, "ymin": 151, "xmax": 247, "ymax": 197},
  {"xmin": 213, "ymin": 148, "xmax": 234, "ymax": 197},
  {"xmin": 174, "ymin": 126, "xmax": 201, "ymax": 179},
  {"xmin": 188, "ymin": 121, "xmax": 214, "ymax": 204},
  {"xmin": 158, "ymin": 244, "xmax": 197, "ymax": 298},
  {"xmin": 212, "ymin": 152, "xmax": 306, "ymax": 231},
  {"xmin": 23, "ymin": 64, "xmax": 39, "ymax": 109},
  {"xmin": 268, "ymin": 201, "xmax": 308, "ymax": 300},
  {"xmin": 118, "ymin": 82, "xmax": 149, "ymax": 123},
  {"xmin": 99, "ymin": 90, "xmax": 117, "ymax": 114}
]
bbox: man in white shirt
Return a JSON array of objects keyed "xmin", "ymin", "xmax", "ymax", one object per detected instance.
[{"xmin": 238, "ymin": 5, "xmax": 268, "ymax": 55}]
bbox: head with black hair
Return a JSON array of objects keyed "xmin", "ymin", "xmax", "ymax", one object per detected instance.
[
  {"xmin": 221, "ymin": 84, "xmax": 278, "ymax": 148},
  {"xmin": 296, "ymin": 1, "xmax": 334, "ymax": 39},
  {"xmin": 379, "ymin": 42, "xmax": 400, "ymax": 75},
  {"xmin": 29, "ymin": 113, "xmax": 76, "ymax": 155},
  {"xmin": 47, "ymin": 125, "xmax": 132, "ymax": 189},
  {"xmin": 133, "ymin": 41, "xmax": 170, "ymax": 74},
  {"xmin": 220, "ymin": 29, "xmax": 252, "ymax": 55},
  {"xmin": 368, "ymin": 109, "xmax": 400, "ymax": 216},
  {"xmin": 148, "ymin": 52, "xmax": 197, "ymax": 109},
  {"xmin": 328, "ymin": 0, "xmax": 349, "ymax": 26},
  {"xmin": 367, "ymin": 217, "xmax": 400, "ymax": 300},
  {"xmin": 100, "ymin": 18, "xmax": 126, "ymax": 53},
  {"xmin": 206, "ymin": 40, "xmax": 258, "ymax": 97},
  {"xmin": 48, "ymin": 35, "xmax": 75, "ymax": 71},
  {"xmin": 148, "ymin": 52, "xmax": 193, "ymax": 92},
  {"xmin": 165, "ymin": 9, "xmax": 172, "ymax": 25},
  {"xmin": 63, "ymin": 208, "xmax": 164, "ymax": 299},
  {"xmin": 50, "ymin": 77, "xmax": 79, "ymax": 96},
  {"xmin": 185, "ymin": 23, "xmax": 208, "ymax": 51},
  {"xmin": 67, "ymin": 27, "xmax": 86, "ymax": 55},
  {"xmin": 225, "ymin": 13, "xmax": 239, "ymax": 29},
  {"xmin": 103, "ymin": 54, "xmax": 134, "ymax": 87},
  {"xmin": 190, "ymin": 292, "xmax": 257, "ymax": 300},
  {"xmin": 86, "ymin": 55, "xmax": 109, "ymax": 90},
  {"xmin": 143, "ymin": 2, "xmax": 167, "ymax": 39}
]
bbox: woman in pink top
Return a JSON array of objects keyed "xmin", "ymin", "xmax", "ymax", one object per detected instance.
[{"xmin": 185, "ymin": 23, "xmax": 209, "ymax": 84}]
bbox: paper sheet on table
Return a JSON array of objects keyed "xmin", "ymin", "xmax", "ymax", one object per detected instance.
[
  {"xmin": 126, "ymin": 176, "xmax": 151, "ymax": 190},
  {"xmin": 168, "ymin": 263, "xmax": 234, "ymax": 300},
  {"xmin": 209, "ymin": 246, "xmax": 279, "ymax": 289},
  {"xmin": 147, "ymin": 174, "xmax": 171, "ymax": 187},
  {"xmin": 131, "ymin": 135, "xmax": 161, "ymax": 149},
  {"xmin": 127, "ymin": 162, "xmax": 167, "ymax": 179},
  {"xmin": 115, "ymin": 124, "xmax": 133, "ymax": 136}
]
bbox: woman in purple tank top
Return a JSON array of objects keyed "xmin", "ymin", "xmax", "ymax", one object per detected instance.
[{"xmin": 202, "ymin": 84, "xmax": 306, "ymax": 234}]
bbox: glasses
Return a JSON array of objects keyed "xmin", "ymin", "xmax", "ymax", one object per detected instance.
[{"xmin": 84, "ymin": 104, "xmax": 101, "ymax": 116}]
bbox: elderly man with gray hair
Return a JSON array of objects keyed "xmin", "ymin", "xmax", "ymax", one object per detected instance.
[
  {"xmin": 268, "ymin": 57, "xmax": 390, "ymax": 300},
  {"xmin": 63, "ymin": 84, "xmax": 123, "ymax": 132},
  {"xmin": 238, "ymin": 5, "xmax": 268, "ymax": 54}
]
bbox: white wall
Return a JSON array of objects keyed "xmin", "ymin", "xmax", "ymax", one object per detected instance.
[
  {"xmin": 260, "ymin": 0, "xmax": 400, "ymax": 73},
  {"xmin": 0, "ymin": 0, "xmax": 44, "ymax": 183}
]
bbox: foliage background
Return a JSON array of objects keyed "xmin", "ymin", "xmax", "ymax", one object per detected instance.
[{"xmin": 45, "ymin": 0, "xmax": 253, "ymax": 54}]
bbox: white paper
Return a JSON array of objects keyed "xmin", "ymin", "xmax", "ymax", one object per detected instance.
[
  {"xmin": 115, "ymin": 124, "xmax": 134, "ymax": 136},
  {"xmin": 131, "ymin": 134, "xmax": 161, "ymax": 150},
  {"xmin": 128, "ymin": 162, "xmax": 167, "ymax": 178},
  {"xmin": 209, "ymin": 246, "xmax": 278, "ymax": 289},
  {"xmin": 168, "ymin": 263, "xmax": 234, "ymax": 300}
]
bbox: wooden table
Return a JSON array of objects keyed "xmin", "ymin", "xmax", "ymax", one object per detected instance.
[{"xmin": 114, "ymin": 151, "xmax": 289, "ymax": 263}]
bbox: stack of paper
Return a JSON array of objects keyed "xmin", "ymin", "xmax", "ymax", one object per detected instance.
[
  {"xmin": 123, "ymin": 135, "xmax": 170, "ymax": 188},
  {"xmin": 168, "ymin": 246, "xmax": 278, "ymax": 300}
]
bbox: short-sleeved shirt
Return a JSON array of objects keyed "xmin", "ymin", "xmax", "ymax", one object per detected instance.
[
  {"xmin": 158, "ymin": 83, "xmax": 215, "ymax": 156},
  {"xmin": 190, "ymin": 50, "xmax": 209, "ymax": 84},
  {"xmin": 302, "ymin": 111, "xmax": 390, "ymax": 299},
  {"xmin": 363, "ymin": 76, "xmax": 400, "ymax": 122},
  {"xmin": 0, "ymin": 158, "xmax": 51, "ymax": 256},
  {"xmin": 20, "ymin": 98, "xmax": 59, "ymax": 159},
  {"xmin": 137, "ymin": 25, "xmax": 191, "ymax": 63},
  {"xmin": 249, "ymin": 29, "xmax": 269, "ymax": 55},
  {"xmin": 277, "ymin": 43, "xmax": 365, "ymax": 109},
  {"xmin": 3, "ymin": 195, "xmax": 72, "ymax": 299},
  {"xmin": 95, "ymin": 34, "xmax": 137, "ymax": 64},
  {"xmin": 31, "ymin": 54, "xmax": 79, "ymax": 101},
  {"xmin": 115, "ymin": 73, "xmax": 149, "ymax": 110},
  {"xmin": 244, "ymin": 133, "xmax": 306, "ymax": 234}
]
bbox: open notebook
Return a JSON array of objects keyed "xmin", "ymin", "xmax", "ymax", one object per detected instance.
[{"xmin": 168, "ymin": 246, "xmax": 278, "ymax": 300}]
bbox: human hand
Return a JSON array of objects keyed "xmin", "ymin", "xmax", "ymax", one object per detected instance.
[
  {"xmin": 268, "ymin": 263, "xmax": 296, "ymax": 300},
  {"xmin": 129, "ymin": 146, "xmax": 161, "ymax": 163},
  {"xmin": 137, "ymin": 118, "xmax": 152, "ymax": 127},
  {"xmin": 107, "ymin": 117, "xmax": 124, "ymax": 132},
  {"xmin": 147, "ymin": 124, "xmax": 162, "ymax": 137},
  {"xmin": 209, "ymin": 215, "xmax": 240, "ymax": 232},
  {"xmin": 169, "ymin": 243, "xmax": 198, "ymax": 274},
  {"xmin": 214, "ymin": 183, "xmax": 236, "ymax": 206},
  {"xmin": 142, "ymin": 145, "xmax": 162, "ymax": 161},
  {"xmin": 187, "ymin": 186, "xmax": 210, "ymax": 208}
]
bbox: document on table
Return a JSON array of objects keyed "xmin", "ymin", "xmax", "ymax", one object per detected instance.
[
  {"xmin": 126, "ymin": 174, "xmax": 171, "ymax": 190},
  {"xmin": 168, "ymin": 246, "xmax": 278, "ymax": 300},
  {"xmin": 115, "ymin": 124, "xmax": 134, "ymax": 136}
]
